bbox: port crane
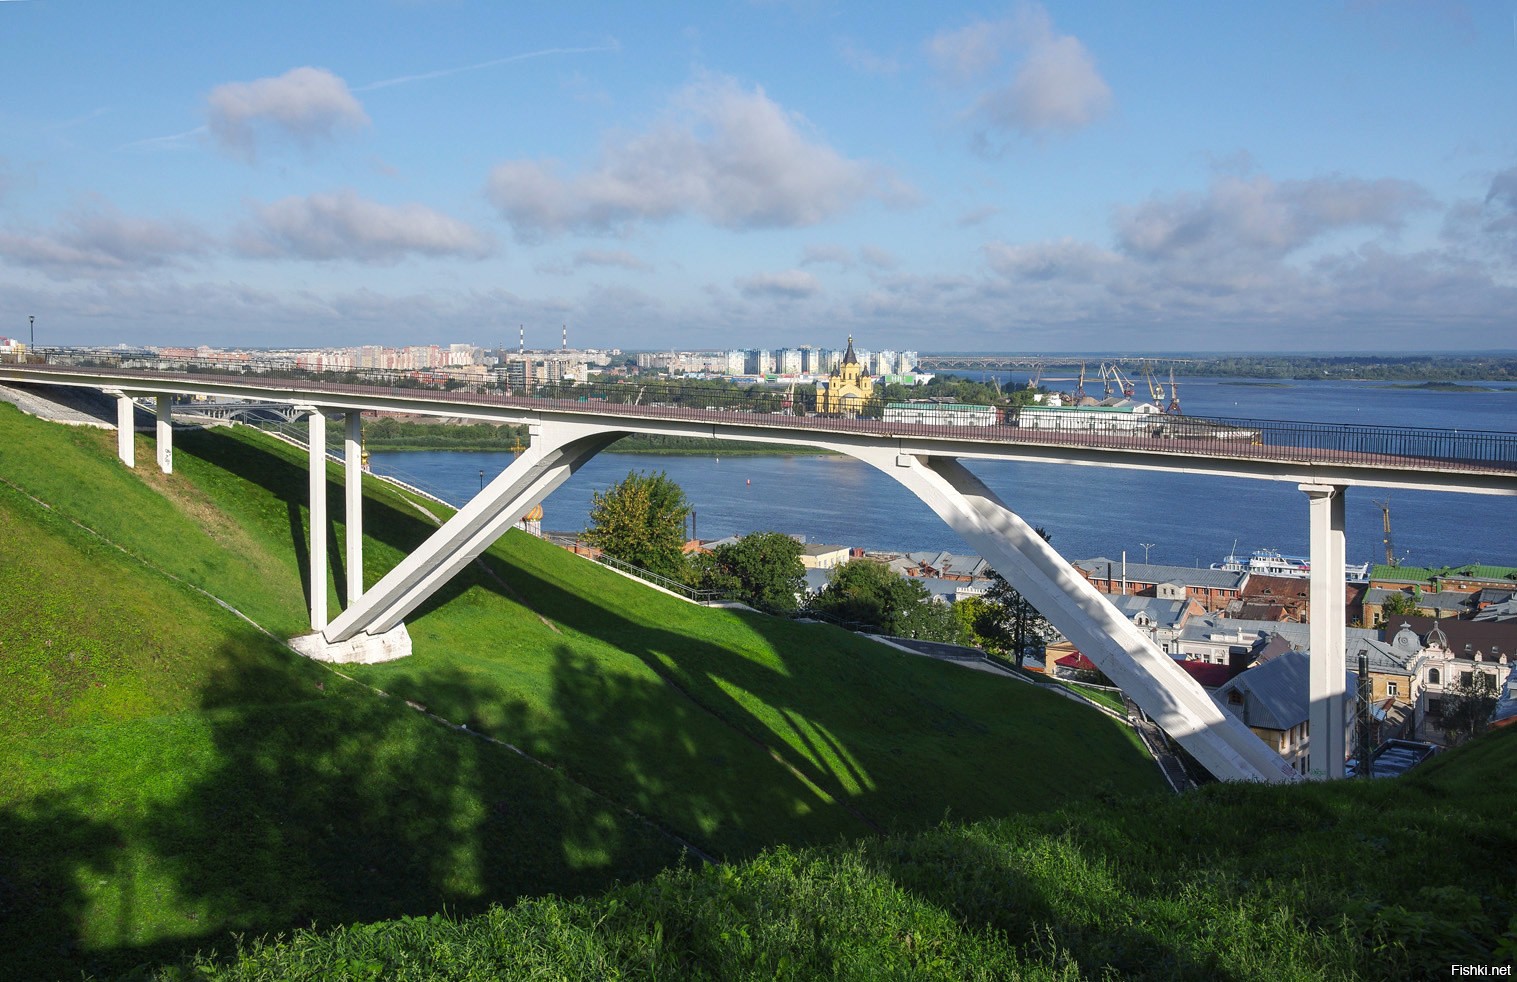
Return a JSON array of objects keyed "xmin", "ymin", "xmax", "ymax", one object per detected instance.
[
  {"xmin": 1142, "ymin": 361, "xmax": 1166, "ymax": 404},
  {"xmin": 1374, "ymin": 498, "xmax": 1397, "ymax": 566},
  {"xmin": 1165, "ymin": 367, "xmax": 1182, "ymax": 415},
  {"xmin": 1106, "ymin": 363, "xmax": 1137, "ymax": 398},
  {"xmin": 1072, "ymin": 363, "xmax": 1088, "ymax": 402}
]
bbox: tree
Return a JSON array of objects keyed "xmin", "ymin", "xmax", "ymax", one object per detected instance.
[
  {"xmin": 807, "ymin": 559, "xmax": 960, "ymax": 641},
  {"xmin": 698, "ymin": 532, "xmax": 805, "ymax": 614},
  {"xmin": 952, "ymin": 595, "xmax": 1009, "ymax": 653},
  {"xmin": 1437, "ymin": 670, "xmax": 1499, "ymax": 746},
  {"xmin": 1380, "ymin": 589, "xmax": 1421, "ymax": 619},
  {"xmin": 583, "ymin": 471, "xmax": 691, "ymax": 581},
  {"xmin": 983, "ymin": 527, "xmax": 1056, "ymax": 667}
]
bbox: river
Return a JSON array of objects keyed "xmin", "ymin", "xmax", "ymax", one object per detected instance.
[{"xmin": 367, "ymin": 376, "xmax": 1517, "ymax": 571}]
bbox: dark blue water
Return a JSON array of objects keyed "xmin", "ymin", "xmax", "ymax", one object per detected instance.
[{"xmin": 368, "ymin": 377, "xmax": 1517, "ymax": 570}]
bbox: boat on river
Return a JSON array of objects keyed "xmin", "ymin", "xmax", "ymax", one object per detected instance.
[{"xmin": 1211, "ymin": 547, "xmax": 1371, "ymax": 582}]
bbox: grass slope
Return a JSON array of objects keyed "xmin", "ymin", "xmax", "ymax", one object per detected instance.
[
  {"xmin": 0, "ymin": 404, "xmax": 1159, "ymax": 978},
  {"xmin": 0, "ymin": 407, "xmax": 684, "ymax": 979},
  {"xmin": 165, "ymin": 727, "xmax": 1517, "ymax": 981}
]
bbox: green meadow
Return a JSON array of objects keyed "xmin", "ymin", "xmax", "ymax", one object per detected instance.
[{"xmin": 0, "ymin": 403, "xmax": 1164, "ymax": 979}]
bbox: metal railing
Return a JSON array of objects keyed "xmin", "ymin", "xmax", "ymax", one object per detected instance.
[
  {"xmin": 17, "ymin": 351, "xmax": 1517, "ymax": 475},
  {"xmin": 591, "ymin": 551, "xmax": 734, "ymax": 605}
]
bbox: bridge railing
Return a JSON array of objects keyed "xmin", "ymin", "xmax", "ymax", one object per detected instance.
[{"xmin": 23, "ymin": 351, "xmax": 1517, "ymax": 474}]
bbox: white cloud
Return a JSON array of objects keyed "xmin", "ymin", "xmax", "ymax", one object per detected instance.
[
  {"xmin": 573, "ymin": 248, "xmax": 652, "ymax": 270},
  {"xmin": 1443, "ymin": 164, "xmax": 1517, "ymax": 265},
  {"xmin": 237, "ymin": 190, "xmax": 491, "ymax": 263},
  {"xmin": 207, "ymin": 67, "xmax": 369, "ymax": 161},
  {"xmin": 0, "ymin": 198, "xmax": 206, "ymax": 278},
  {"xmin": 928, "ymin": 3, "xmax": 1111, "ymax": 140},
  {"xmin": 964, "ymin": 169, "xmax": 1516, "ymax": 346},
  {"xmin": 983, "ymin": 237, "xmax": 1121, "ymax": 281},
  {"xmin": 956, "ymin": 204, "xmax": 1001, "ymax": 228},
  {"xmin": 837, "ymin": 38, "xmax": 901, "ymax": 76},
  {"xmin": 486, "ymin": 74, "xmax": 912, "ymax": 238},
  {"xmin": 801, "ymin": 243, "xmax": 854, "ymax": 268},
  {"xmin": 736, "ymin": 268, "xmax": 821, "ymax": 299},
  {"xmin": 926, "ymin": 18, "xmax": 1015, "ymax": 85},
  {"xmin": 1115, "ymin": 174, "xmax": 1434, "ymax": 261},
  {"xmin": 859, "ymin": 245, "xmax": 898, "ymax": 270}
]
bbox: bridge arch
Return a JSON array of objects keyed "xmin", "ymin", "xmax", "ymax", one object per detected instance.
[{"xmin": 323, "ymin": 414, "xmax": 1295, "ymax": 784}]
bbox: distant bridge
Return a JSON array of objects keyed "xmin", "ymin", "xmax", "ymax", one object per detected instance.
[
  {"xmin": 5, "ymin": 356, "xmax": 1514, "ymax": 785},
  {"xmin": 186, "ymin": 400, "xmax": 307, "ymax": 423},
  {"xmin": 915, "ymin": 355, "xmax": 1205, "ymax": 371}
]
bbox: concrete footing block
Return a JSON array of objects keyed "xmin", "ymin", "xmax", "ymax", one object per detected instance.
[{"xmin": 289, "ymin": 623, "xmax": 412, "ymax": 663}]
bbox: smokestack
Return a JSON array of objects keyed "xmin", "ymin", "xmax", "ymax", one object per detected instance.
[
  {"xmin": 519, "ymin": 325, "xmax": 524, "ymax": 357},
  {"xmin": 562, "ymin": 324, "xmax": 567, "ymax": 350}
]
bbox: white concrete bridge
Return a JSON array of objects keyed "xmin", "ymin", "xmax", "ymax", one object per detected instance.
[{"xmin": 5, "ymin": 359, "xmax": 1515, "ymax": 786}]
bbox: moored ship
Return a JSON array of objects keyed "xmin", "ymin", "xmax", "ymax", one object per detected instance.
[{"xmin": 1212, "ymin": 547, "xmax": 1371, "ymax": 582}]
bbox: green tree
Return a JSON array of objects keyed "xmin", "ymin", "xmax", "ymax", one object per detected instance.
[
  {"xmin": 699, "ymin": 532, "xmax": 805, "ymax": 614},
  {"xmin": 983, "ymin": 527, "xmax": 1056, "ymax": 667},
  {"xmin": 1438, "ymin": 670, "xmax": 1499, "ymax": 746},
  {"xmin": 808, "ymin": 559, "xmax": 960, "ymax": 640},
  {"xmin": 1380, "ymin": 589, "xmax": 1421, "ymax": 619},
  {"xmin": 952, "ymin": 595, "xmax": 1009, "ymax": 653},
  {"xmin": 583, "ymin": 471, "xmax": 691, "ymax": 580}
]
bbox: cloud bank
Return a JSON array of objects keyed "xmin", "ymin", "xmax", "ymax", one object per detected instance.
[
  {"xmin": 486, "ymin": 74, "xmax": 911, "ymax": 239},
  {"xmin": 237, "ymin": 190, "xmax": 491, "ymax": 262}
]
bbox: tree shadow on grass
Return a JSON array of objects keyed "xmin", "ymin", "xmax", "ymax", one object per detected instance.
[
  {"xmin": 367, "ymin": 534, "xmax": 1162, "ymax": 864},
  {"xmin": 30, "ymin": 632, "xmax": 690, "ymax": 978},
  {"xmin": 0, "ymin": 792, "xmax": 123, "ymax": 981}
]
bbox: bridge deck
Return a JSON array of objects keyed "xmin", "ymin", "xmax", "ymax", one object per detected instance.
[{"xmin": 5, "ymin": 362, "xmax": 1516, "ymax": 487}]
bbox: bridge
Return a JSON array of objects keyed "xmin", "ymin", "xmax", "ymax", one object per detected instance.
[
  {"xmin": 183, "ymin": 399, "xmax": 308, "ymax": 423},
  {"xmin": 5, "ymin": 356, "xmax": 1514, "ymax": 786},
  {"xmin": 914, "ymin": 354, "xmax": 1205, "ymax": 371}
]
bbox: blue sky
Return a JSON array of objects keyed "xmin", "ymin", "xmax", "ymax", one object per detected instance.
[{"xmin": 2, "ymin": 1, "xmax": 1514, "ymax": 352}]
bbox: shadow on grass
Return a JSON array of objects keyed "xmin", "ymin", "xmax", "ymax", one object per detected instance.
[
  {"xmin": 5, "ymin": 631, "xmax": 689, "ymax": 980},
  {"xmin": 0, "ymin": 792, "xmax": 123, "ymax": 980}
]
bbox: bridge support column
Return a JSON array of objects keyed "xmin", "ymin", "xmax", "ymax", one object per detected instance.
[
  {"xmin": 308, "ymin": 418, "xmax": 620, "ymax": 659},
  {"xmin": 860, "ymin": 449, "xmax": 1296, "ymax": 784},
  {"xmin": 303, "ymin": 406, "xmax": 328, "ymax": 633},
  {"xmin": 1301, "ymin": 483, "xmax": 1348, "ymax": 779},
  {"xmin": 155, "ymin": 395, "xmax": 173, "ymax": 474},
  {"xmin": 108, "ymin": 390, "xmax": 135, "ymax": 467},
  {"xmin": 344, "ymin": 411, "xmax": 363, "ymax": 605}
]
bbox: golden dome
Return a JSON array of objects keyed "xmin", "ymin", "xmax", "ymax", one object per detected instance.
[{"xmin": 524, "ymin": 503, "xmax": 544, "ymax": 522}]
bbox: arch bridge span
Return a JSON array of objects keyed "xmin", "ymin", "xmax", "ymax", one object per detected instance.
[{"xmin": 5, "ymin": 361, "xmax": 1516, "ymax": 785}]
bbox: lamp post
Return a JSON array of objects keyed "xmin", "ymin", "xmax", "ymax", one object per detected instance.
[
  {"xmin": 1140, "ymin": 542, "xmax": 1155, "ymax": 563},
  {"xmin": 29, "ymin": 315, "xmax": 35, "ymax": 361},
  {"xmin": 478, "ymin": 469, "xmax": 484, "ymax": 492}
]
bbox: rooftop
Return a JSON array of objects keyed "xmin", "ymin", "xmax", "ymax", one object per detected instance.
[
  {"xmin": 1075, "ymin": 558, "xmax": 1247, "ymax": 592},
  {"xmin": 1213, "ymin": 649, "xmax": 1357, "ymax": 732}
]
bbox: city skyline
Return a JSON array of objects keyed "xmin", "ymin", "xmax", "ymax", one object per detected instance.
[{"xmin": 3, "ymin": 2, "xmax": 1515, "ymax": 352}]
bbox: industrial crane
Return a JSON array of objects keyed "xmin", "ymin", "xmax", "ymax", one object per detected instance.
[
  {"xmin": 1073, "ymin": 362, "xmax": 1088, "ymax": 402},
  {"xmin": 1165, "ymin": 367, "xmax": 1182, "ymax": 415},
  {"xmin": 1026, "ymin": 362, "xmax": 1044, "ymax": 389},
  {"xmin": 1374, "ymin": 498, "xmax": 1396, "ymax": 566},
  {"xmin": 1142, "ymin": 361, "xmax": 1165, "ymax": 404},
  {"xmin": 1108, "ymin": 363, "xmax": 1137, "ymax": 398}
]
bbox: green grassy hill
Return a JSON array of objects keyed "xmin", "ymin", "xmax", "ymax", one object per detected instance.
[
  {"xmin": 0, "ymin": 403, "xmax": 1160, "ymax": 979},
  {"xmin": 159, "ymin": 725, "xmax": 1517, "ymax": 981}
]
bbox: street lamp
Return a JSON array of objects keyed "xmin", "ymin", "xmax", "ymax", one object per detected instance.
[
  {"xmin": 478, "ymin": 469, "xmax": 484, "ymax": 492},
  {"xmin": 1140, "ymin": 542, "xmax": 1155, "ymax": 563},
  {"xmin": 29, "ymin": 315, "xmax": 35, "ymax": 360}
]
